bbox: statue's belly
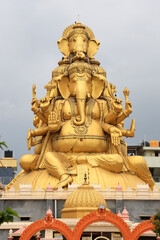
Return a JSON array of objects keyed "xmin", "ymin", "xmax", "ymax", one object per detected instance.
[{"xmin": 52, "ymin": 120, "xmax": 108, "ymax": 153}]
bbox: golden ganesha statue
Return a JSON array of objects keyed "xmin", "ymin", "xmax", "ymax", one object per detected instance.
[{"xmin": 7, "ymin": 22, "xmax": 155, "ymax": 191}]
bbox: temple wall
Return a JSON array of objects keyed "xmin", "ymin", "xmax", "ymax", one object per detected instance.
[
  {"xmin": 0, "ymin": 184, "xmax": 159, "ymax": 239},
  {"xmin": 0, "ymin": 198, "xmax": 160, "ymax": 223}
]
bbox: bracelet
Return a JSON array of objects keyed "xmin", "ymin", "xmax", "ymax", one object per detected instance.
[
  {"xmin": 31, "ymin": 130, "xmax": 36, "ymax": 137},
  {"xmin": 123, "ymin": 110, "xmax": 129, "ymax": 117},
  {"xmin": 41, "ymin": 109, "xmax": 49, "ymax": 113},
  {"xmin": 105, "ymin": 125, "xmax": 113, "ymax": 134},
  {"xmin": 33, "ymin": 108, "xmax": 40, "ymax": 114},
  {"xmin": 126, "ymin": 129, "xmax": 129, "ymax": 137}
]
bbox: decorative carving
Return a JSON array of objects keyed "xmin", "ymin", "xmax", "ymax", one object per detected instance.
[
  {"xmin": 131, "ymin": 220, "xmax": 154, "ymax": 240},
  {"xmin": 19, "ymin": 207, "xmax": 155, "ymax": 240},
  {"xmin": 72, "ymin": 208, "xmax": 132, "ymax": 240},
  {"xmin": 61, "ymin": 183, "xmax": 109, "ymax": 218},
  {"xmin": 45, "ymin": 207, "xmax": 53, "ymax": 222},
  {"xmin": 7, "ymin": 21, "xmax": 155, "ymax": 192},
  {"xmin": 19, "ymin": 211, "xmax": 73, "ymax": 240}
]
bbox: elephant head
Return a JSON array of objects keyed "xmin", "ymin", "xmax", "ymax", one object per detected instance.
[
  {"xmin": 103, "ymin": 82, "xmax": 123, "ymax": 114},
  {"xmin": 58, "ymin": 62, "xmax": 105, "ymax": 125},
  {"xmin": 57, "ymin": 22, "xmax": 100, "ymax": 59}
]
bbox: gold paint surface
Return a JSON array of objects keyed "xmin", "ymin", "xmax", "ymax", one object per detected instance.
[
  {"xmin": 61, "ymin": 183, "xmax": 109, "ymax": 218},
  {"xmin": 7, "ymin": 21, "xmax": 155, "ymax": 193}
]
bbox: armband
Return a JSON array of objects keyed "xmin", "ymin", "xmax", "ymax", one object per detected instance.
[{"xmin": 123, "ymin": 110, "xmax": 129, "ymax": 117}]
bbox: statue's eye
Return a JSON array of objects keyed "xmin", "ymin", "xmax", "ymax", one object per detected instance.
[
  {"xmin": 73, "ymin": 38, "xmax": 76, "ymax": 42},
  {"xmin": 83, "ymin": 39, "xmax": 86, "ymax": 42}
]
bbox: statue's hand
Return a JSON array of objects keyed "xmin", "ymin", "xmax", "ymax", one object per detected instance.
[
  {"xmin": 27, "ymin": 129, "xmax": 35, "ymax": 150},
  {"xmin": 125, "ymin": 119, "xmax": 135, "ymax": 137},
  {"xmin": 68, "ymin": 156, "xmax": 77, "ymax": 167},
  {"xmin": 109, "ymin": 126, "xmax": 122, "ymax": 146},
  {"xmin": 31, "ymin": 97, "xmax": 39, "ymax": 106},
  {"xmin": 40, "ymin": 97, "xmax": 47, "ymax": 103},
  {"xmin": 31, "ymin": 98, "xmax": 40, "ymax": 114},
  {"xmin": 48, "ymin": 111, "xmax": 60, "ymax": 132},
  {"xmin": 40, "ymin": 97, "xmax": 50, "ymax": 111},
  {"xmin": 125, "ymin": 100, "xmax": 132, "ymax": 114}
]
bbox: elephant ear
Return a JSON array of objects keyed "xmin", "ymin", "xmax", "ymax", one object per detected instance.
[
  {"xmin": 58, "ymin": 76, "xmax": 70, "ymax": 99},
  {"xmin": 87, "ymin": 38, "xmax": 100, "ymax": 58},
  {"xmin": 92, "ymin": 75, "xmax": 105, "ymax": 99},
  {"xmin": 57, "ymin": 38, "xmax": 70, "ymax": 57}
]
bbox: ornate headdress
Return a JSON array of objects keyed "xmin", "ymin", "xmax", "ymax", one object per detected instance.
[
  {"xmin": 57, "ymin": 21, "xmax": 100, "ymax": 58},
  {"xmin": 62, "ymin": 21, "xmax": 95, "ymax": 40}
]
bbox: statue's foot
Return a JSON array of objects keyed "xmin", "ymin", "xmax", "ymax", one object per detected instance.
[
  {"xmin": 57, "ymin": 174, "xmax": 73, "ymax": 188},
  {"xmin": 148, "ymin": 180, "xmax": 155, "ymax": 191}
]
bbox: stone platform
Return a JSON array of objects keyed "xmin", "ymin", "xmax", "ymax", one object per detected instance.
[{"xmin": 6, "ymin": 163, "xmax": 146, "ymax": 191}]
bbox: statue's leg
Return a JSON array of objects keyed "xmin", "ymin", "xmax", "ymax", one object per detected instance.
[
  {"xmin": 19, "ymin": 154, "xmax": 39, "ymax": 171},
  {"xmin": 87, "ymin": 153, "xmax": 123, "ymax": 173},
  {"xmin": 44, "ymin": 152, "xmax": 73, "ymax": 187},
  {"xmin": 126, "ymin": 156, "xmax": 155, "ymax": 190}
]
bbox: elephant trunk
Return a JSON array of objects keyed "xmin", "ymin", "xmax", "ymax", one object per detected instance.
[{"xmin": 73, "ymin": 97, "xmax": 86, "ymax": 125}]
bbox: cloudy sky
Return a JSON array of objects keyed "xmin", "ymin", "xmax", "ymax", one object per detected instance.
[{"xmin": 0, "ymin": 0, "xmax": 160, "ymax": 172}]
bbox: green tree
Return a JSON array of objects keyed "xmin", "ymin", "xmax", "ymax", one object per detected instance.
[
  {"xmin": 0, "ymin": 139, "xmax": 8, "ymax": 150},
  {"xmin": 0, "ymin": 139, "xmax": 19, "ymax": 224},
  {"xmin": 0, "ymin": 207, "xmax": 19, "ymax": 224},
  {"xmin": 152, "ymin": 211, "xmax": 160, "ymax": 236}
]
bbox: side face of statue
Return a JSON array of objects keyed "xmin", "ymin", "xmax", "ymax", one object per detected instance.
[{"xmin": 18, "ymin": 22, "xmax": 155, "ymax": 191}]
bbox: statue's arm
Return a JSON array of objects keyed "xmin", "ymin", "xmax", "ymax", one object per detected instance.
[
  {"xmin": 112, "ymin": 101, "xmax": 132, "ymax": 125},
  {"xmin": 31, "ymin": 96, "xmax": 48, "ymax": 124},
  {"xmin": 27, "ymin": 112, "xmax": 62, "ymax": 150},
  {"xmin": 103, "ymin": 87, "xmax": 133, "ymax": 125},
  {"xmin": 114, "ymin": 87, "xmax": 133, "ymax": 124},
  {"xmin": 27, "ymin": 126, "xmax": 49, "ymax": 150},
  {"xmin": 48, "ymin": 101, "xmax": 63, "ymax": 132},
  {"xmin": 120, "ymin": 119, "xmax": 135, "ymax": 138},
  {"xmin": 31, "ymin": 84, "xmax": 49, "ymax": 124},
  {"xmin": 102, "ymin": 122, "xmax": 122, "ymax": 146},
  {"xmin": 48, "ymin": 111, "xmax": 61, "ymax": 132},
  {"xmin": 30, "ymin": 126, "xmax": 49, "ymax": 137},
  {"xmin": 101, "ymin": 101, "xmax": 122, "ymax": 146}
]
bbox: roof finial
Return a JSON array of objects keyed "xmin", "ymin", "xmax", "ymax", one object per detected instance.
[{"xmin": 78, "ymin": 14, "xmax": 80, "ymax": 23}]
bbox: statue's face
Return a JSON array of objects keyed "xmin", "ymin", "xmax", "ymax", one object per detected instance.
[
  {"xmin": 68, "ymin": 74, "xmax": 92, "ymax": 97},
  {"xmin": 68, "ymin": 33, "xmax": 89, "ymax": 54}
]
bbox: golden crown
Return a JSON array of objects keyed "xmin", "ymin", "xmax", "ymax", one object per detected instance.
[
  {"xmin": 68, "ymin": 61, "xmax": 92, "ymax": 76},
  {"xmin": 62, "ymin": 21, "xmax": 95, "ymax": 40}
]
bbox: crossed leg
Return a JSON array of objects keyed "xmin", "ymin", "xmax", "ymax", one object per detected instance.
[{"xmin": 44, "ymin": 152, "xmax": 73, "ymax": 187}]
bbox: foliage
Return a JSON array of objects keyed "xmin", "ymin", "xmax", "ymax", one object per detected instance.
[
  {"xmin": 0, "ymin": 207, "xmax": 19, "ymax": 225},
  {"xmin": 151, "ymin": 211, "xmax": 160, "ymax": 235},
  {"xmin": 0, "ymin": 183, "xmax": 5, "ymax": 191},
  {"xmin": 0, "ymin": 140, "xmax": 8, "ymax": 150},
  {"xmin": 0, "ymin": 140, "xmax": 19, "ymax": 224}
]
